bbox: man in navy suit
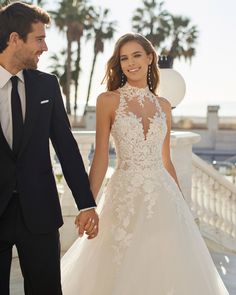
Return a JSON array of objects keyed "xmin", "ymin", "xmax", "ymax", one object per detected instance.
[{"xmin": 0, "ymin": 2, "xmax": 98, "ymax": 294}]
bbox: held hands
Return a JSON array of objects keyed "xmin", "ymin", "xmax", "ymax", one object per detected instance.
[{"xmin": 75, "ymin": 209, "xmax": 99, "ymax": 240}]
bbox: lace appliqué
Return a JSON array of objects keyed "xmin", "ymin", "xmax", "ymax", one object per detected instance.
[
  {"xmin": 108, "ymin": 170, "xmax": 162, "ymax": 266},
  {"xmin": 108, "ymin": 82, "xmax": 168, "ymax": 266},
  {"xmin": 105, "ymin": 172, "xmax": 135, "ymax": 265},
  {"xmin": 121, "ymin": 82, "xmax": 157, "ymax": 107}
]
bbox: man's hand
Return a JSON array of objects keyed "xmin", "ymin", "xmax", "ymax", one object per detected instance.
[{"xmin": 75, "ymin": 209, "xmax": 99, "ymax": 240}]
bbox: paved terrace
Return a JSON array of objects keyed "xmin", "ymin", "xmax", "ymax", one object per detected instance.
[{"xmin": 10, "ymin": 250, "xmax": 236, "ymax": 295}]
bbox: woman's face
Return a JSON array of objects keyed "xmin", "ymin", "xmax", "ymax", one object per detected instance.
[{"xmin": 119, "ymin": 40, "xmax": 152, "ymax": 87}]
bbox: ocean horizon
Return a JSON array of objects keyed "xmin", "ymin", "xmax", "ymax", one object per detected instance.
[{"xmin": 72, "ymin": 100, "xmax": 236, "ymax": 118}]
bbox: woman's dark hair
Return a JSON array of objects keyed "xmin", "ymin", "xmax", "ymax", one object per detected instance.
[
  {"xmin": 102, "ymin": 32, "xmax": 160, "ymax": 94},
  {"xmin": 0, "ymin": 1, "xmax": 50, "ymax": 53}
]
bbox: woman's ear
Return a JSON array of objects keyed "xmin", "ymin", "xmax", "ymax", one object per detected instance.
[{"xmin": 148, "ymin": 53, "xmax": 153, "ymax": 65}]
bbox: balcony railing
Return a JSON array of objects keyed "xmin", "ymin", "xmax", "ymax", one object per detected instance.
[{"xmin": 192, "ymin": 154, "xmax": 236, "ymax": 252}]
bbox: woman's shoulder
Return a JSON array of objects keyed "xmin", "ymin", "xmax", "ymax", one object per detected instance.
[
  {"xmin": 157, "ymin": 96, "xmax": 171, "ymax": 112},
  {"xmin": 95, "ymin": 90, "xmax": 121, "ymax": 117},
  {"xmin": 96, "ymin": 90, "xmax": 120, "ymax": 106}
]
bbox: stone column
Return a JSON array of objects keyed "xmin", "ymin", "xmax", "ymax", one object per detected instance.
[{"xmin": 170, "ymin": 131, "xmax": 201, "ymax": 205}]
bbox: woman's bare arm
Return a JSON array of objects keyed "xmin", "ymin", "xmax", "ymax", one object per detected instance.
[{"xmin": 89, "ymin": 92, "xmax": 118, "ymax": 199}]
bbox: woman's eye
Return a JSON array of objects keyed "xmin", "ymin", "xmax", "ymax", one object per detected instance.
[
  {"xmin": 120, "ymin": 57, "xmax": 127, "ymax": 61},
  {"xmin": 134, "ymin": 54, "xmax": 142, "ymax": 58}
]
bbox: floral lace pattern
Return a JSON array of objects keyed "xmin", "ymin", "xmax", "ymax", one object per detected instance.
[
  {"xmin": 121, "ymin": 82, "xmax": 157, "ymax": 107},
  {"xmin": 108, "ymin": 83, "xmax": 167, "ymax": 265},
  {"xmin": 105, "ymin": 83, "xmax": 193, "ymax": 267},
  {"xmin": 61, "ymin": 84, "xmax": 230, "ymax": 295},
  {"xmin": 106, "ymin": 168, "xmax": 164, "ymax": 265}
]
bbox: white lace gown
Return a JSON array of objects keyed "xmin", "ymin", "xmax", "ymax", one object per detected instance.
[{"xmin": 61, "ymin": 83, "xmax": 229, "ymax": 295}]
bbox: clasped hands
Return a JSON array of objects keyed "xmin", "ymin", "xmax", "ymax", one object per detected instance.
[{"xmin": 75, "ymin": 208, "xmax": 99, "ymax": 240}]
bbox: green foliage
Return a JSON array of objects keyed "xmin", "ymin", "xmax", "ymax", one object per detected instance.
[
  {"xmin": 47, "ymin": 0, "xmax": 199, "ymax": 113},
  {"xmin": 50, "ymin": 0, "xmax": 98, "ymax": 114},
  {"xmin": 85, "ymin": 6, "xmax": 117, "ymax": 106},
  {"xmin": 132, "ymin": 0, "xmax": 198, "ymax": 62},
  {"xmin": 0, "ymin": 0, "xmax": 10, "ymax": 7},
  {"xmin": 0, "ymin": 0, "xmax": 46, "ymax": 7}
]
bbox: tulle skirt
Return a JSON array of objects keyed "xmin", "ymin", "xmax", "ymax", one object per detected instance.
[{"xmin": 61, "ymin": 168, "xmax": 229, "ymax": 295}]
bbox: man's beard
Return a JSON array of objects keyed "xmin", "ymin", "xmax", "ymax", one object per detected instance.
[
  {"xmin": 15, "ymin": 51, "xmax": 38, "ymax": 70},
  {"xmin": 23, "ymin": 57, "xmax": 38, "ymax": 70}
]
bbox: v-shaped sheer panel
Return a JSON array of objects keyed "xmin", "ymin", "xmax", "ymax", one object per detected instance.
[{"xmin": 122, "ymin": 94, "xmax": 161, "ymax": 140}]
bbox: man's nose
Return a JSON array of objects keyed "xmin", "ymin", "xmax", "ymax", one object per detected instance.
[{"xmin": 42, "ymin": 41, "xmax": 48, "ymax": 52}]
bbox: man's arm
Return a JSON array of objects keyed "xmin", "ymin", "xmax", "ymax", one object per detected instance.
[{"xmin": 49, "ymin": 75, "xmax": 98, "ymax": 238}]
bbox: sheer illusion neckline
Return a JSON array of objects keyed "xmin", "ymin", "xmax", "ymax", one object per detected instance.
[
  {"xmin": 128, "ymin": 112, "xmax": 159, "ymax": 141},
  {"xmin": 111, "ymin": 82, "xmax": 166, "ymax": 142}
]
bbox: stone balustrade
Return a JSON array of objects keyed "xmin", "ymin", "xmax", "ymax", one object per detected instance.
[{"xmin": 192, "ymin": 154, "xmax": 236, "ymax": 253}]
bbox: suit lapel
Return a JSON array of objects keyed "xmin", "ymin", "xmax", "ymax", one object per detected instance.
[
  {"xmin": 0, "ymin": 124, "xmax": 14, "ymax": 158},
  {"xmin": 18, "ymin": 70, "xmax": 41, "ymax": 157}
]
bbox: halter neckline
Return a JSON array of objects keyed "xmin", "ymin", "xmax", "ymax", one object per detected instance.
[
  {"xmin": 119, "ymin": 82, "xmax": 155, "ymax": 107},
  {"xmin": 122, "ymin": 82, "xmax": 149, "ymax": 94}
]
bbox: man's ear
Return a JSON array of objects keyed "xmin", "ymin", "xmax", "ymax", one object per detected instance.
[{"xmin": 8, "ymin": 32, "xmax": 21, "ymax": 46}]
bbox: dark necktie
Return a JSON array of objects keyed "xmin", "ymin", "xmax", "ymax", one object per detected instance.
[{"xmin": 11, "ymin": 76, "xmax": 23, "ymax": 154}]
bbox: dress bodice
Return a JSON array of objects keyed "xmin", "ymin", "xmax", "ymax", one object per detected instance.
[{"xmin": 111, "ymin": 83, "xmax": 167, "ymax": 172}]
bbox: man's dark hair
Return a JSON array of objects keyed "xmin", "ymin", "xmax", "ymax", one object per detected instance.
[{"xmin": 0, "ymin": 1, "xmax": 50, "ymax": 53}]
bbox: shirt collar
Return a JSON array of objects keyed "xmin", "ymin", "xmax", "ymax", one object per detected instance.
[{"xmin": 0, "ymin": 65, "xmax": 24, "ymax": 88}]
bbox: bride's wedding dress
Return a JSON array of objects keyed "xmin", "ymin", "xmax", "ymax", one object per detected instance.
[{"xmin": 61, "ymin": 83, "xmax": 229, "ymax": 294}]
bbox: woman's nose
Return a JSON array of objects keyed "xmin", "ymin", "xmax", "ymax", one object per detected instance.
[{"xmin": 127, "ymin": 57, "xmax": 135, "ymax": 65}]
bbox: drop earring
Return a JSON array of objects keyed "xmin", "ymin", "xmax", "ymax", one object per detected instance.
[
  {"xmin": 120, "ymin": 72, "xmax": 125, "ymax": 87},
  {"xmin": 147, "ymin": 65, "xmax": 153, "ymax": 90}
]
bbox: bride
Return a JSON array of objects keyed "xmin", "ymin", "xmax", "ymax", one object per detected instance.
[{"xmin": 61, "ymin": 32, "xmax": 229, "ymax": 295}]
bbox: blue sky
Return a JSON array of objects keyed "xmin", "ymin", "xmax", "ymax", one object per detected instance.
[{"xmin": 39, "ymin": 0, "xmax": 236, "ymax": 117}]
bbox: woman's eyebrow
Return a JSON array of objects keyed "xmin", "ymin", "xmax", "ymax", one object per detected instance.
[{"xmin": 120, "ymin": 51, "xmax": 143, "ymax": 58}]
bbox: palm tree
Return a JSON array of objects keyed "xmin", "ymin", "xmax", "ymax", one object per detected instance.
[
  {"xmin": 36, "ymin": 0, "xmax": 45, "ymax": 4},
  {"xmin": 132, "ymin": 0, "xmax": 198, "ymax": 64},
  {"xmin": 31, "ymin": 0, "xmax": 46, "ymax": 5},
  {"xmin": 50, "ymin": 0, "xmax": 93, "ymax": 114},
  {"xmin": 161, "ymin": 15, "xmax": 198, "ymax": 62},
  {"xmin": 49, "ymin": 50, "xmax": 81, "ymax": 101},
  {"xmin": 132, "ymin": 0, "xmax": 171, "ymax": 48},
  {"xmin": 72, "ymin": 4, "xmax": 96, "ymax": 114},
  {"xmin": 48, "ymin": 50, "xmax": 67, "ymax": 96},
  {"xmin": 0, "ymin": 0, "xmax": 10, "ymax": 6},
  {"xmin": 50, "ymin": 0, "xmax": 79, "ymax": 114},
  {"xmin": 1, "ymin": 0, "xmax": 46, "ymax": 4},
  {"xmin": 85, "ymin": 7, "xmax": 116, "ymax": 109}
]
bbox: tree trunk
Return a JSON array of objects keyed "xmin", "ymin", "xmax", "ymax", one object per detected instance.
[
  {"xmin": 74, "ymin": 41, "xmax": 81, "ymax": 115},
  {"xmin": 85, "ymin": 52, "xmax": 97, "ymax": 110},
  {"xmin": 66, "ymin": 35, "xmax": 72, "ymax": 114}
]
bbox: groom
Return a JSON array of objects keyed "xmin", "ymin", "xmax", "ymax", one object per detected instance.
[{"xmin": 0, "ymin": 2, "xmax": 98, "ymax": 294}]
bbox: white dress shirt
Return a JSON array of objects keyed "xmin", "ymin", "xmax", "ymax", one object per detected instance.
[{"xmin": 0, "ymin": 65, "xmax": 25, "ymax": 149}]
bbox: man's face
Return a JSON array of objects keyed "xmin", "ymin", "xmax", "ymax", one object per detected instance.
[{"xmin": 15, "ymin": 22, "xmax": 48, "ymax": 70}]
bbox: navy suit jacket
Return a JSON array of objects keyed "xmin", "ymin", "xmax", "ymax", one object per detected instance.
[{"xmin": 0, "ymin": 69, "xmax": 96, "ymax": 233}]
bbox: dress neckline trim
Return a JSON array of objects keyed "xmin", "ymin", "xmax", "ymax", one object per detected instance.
[{"xmin": 119, "ymin": 82, "xmax": 156, "ymax": 107}]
